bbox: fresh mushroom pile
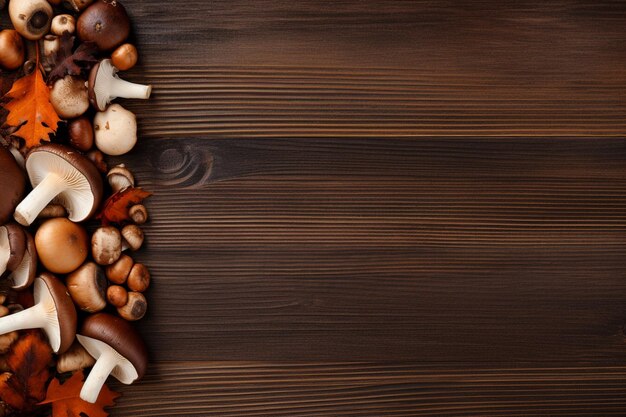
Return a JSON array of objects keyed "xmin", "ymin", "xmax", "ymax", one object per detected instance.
[{"xmin": 0, "ymin": 0, "xmax": 152, "ymax": 409}]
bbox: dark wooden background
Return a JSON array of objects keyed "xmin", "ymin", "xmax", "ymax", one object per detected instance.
[{"xmin": 81, "ymin": 0, "xmax": 626, "ymax": 415}]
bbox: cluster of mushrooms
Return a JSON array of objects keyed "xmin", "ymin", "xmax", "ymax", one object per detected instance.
[{"xmin": 0, "ymin": 0, "xmax": 152, "ymax": 405}]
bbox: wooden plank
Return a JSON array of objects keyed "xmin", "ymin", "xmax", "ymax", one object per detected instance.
[
  {"xmin": 120, "ymin": 0, "xmax": 626, "ymax": 138},
  {"xmin": 113, "ymin": 362, "xmax": 626, "ymax": 416},
  {"xmin": 113, "ymin": 137, "xmax": 626, "ymax": 363}
]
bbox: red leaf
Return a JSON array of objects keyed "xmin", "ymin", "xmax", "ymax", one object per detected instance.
[
  {"xmin": 41, "ymin": 370, "xmax": 120, "ymax": 417},
  {"xmin": 97, "ymin": 187, "xmax": 152, "ymax": 225}
]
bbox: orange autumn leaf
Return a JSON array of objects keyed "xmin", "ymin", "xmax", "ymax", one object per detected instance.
[
  {"xmin": 40, "ymin": 370, "xmax": 120, "ymax": 417},
  {"xmin": 2, "ymin": 66, "xmax": 60, "ymax": 149},
  {"xmin": 97, "ymin": 187, "xmax": 152, "ymax": 225},
  {"xmin": 0, "ymin": 330, "xmax": 53, "ymax": 412}
]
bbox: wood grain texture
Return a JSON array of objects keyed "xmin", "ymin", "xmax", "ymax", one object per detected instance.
[
  {"xmin": 113, "ymin": 362, "xmax": 626, "ymax": 416},
  {"xmin": 14, "ymin": 0, "xmax": 626, "ymax": 414}
]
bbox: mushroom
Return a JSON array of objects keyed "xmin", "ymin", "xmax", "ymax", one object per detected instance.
[
  {"xmin": 50, "ymin": 76, "xmax": 90, "ymax": 119},
  {"xmin": 91, "ymin": 226, "xmax": 122, "ymax": 266},
  {"xmin": 51, "ymin": 14, "xmax": 75, "ymax": 35},
  {"xmin": 0, "ymin": 273, "xmax": 77, "ymax": 354},
  {"xmin": 14, "ymin": 144, "xmax": 103, "ymax": 226},
  {"xmin": 8, "ymin": 0, "xmax": 52, "ymax": 40},
  {"xmin": 128, "ymin": 204, "xmax": 148, "ymax": 224},
  {"xmin": 67, "ymin": 262, "xmax": 107, "ymax": 312},
  {"xmin": 87, "ymin": 149, "xmax": 108, "ymax": 174},
  {"xmin": 77, "ymin": 0, "xmax": 130, "ymax": 51},
  {"xmin": 0, "ymin": 30, "xmax": 25, "ymax": 70},
  {"xmin": 68, "ymin": 116, "xmax": 94, "ymax": 152},
  {"xmin": 35, "ymin": 218, "xmax": 89, "ymax": 274},
  {"xmin": 0, "ymin": 147, "xmax": 26, "ymax": 225},
  {"xmin": 105, "ymin": 254, "xmax": 133, "ymax": 284},
  {"xmin": 77, "ymin": 313, "xmax": 148, "ymax": 403},
  {"xmin": 106, "ymin": 285, "xmax": 127, "ymax": 308},
  {"xmin": 107, "ymin": 164, "xmax": 134, "ymax": 193},
  {"xmin": 94, "ymin": 104, "xmax": 137, "ymax": 156},
  {"xmin": 127, "ymin": 263, "xmax": 150, "ymax": 292},
  {"xmin": 57, "ymin": 341, "xmax": 96, "ymax": 373},
  {"xmin": 111, "ymin": 43, "xmax": 137, "ymax": 71},
  {"xmin": 42, "ymin": 34, "xmax": 60, "ymax": 73},
  {"xmin": 8, "ymin": 230, "xmax": 37, "ymax": 291},
  {"xmin": 38, "ymin": 203, "xmax": 68, "ymax": 219},
  {"xmin": 88, "ymin": 59, "xmax": 152, "ymax": 112},
  {"xmin": 117, "ymin": 291, "xmax": 146, "ymax": 321},
  {"xmin": 121, "ymin": 225, "xmax": 143, "ymax": 251},
  {"xmin": 62, "ymin": 0, "xmax": 93, "ymax": 12},
  {"xmin": 0, "ymin": 224, "xmax": 26, "ymax": 279}
]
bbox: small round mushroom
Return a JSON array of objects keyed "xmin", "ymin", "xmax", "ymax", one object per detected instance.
[
  {"xmin": 117, "ymin": 291, "xmax": 146, "ymax": 321},
  {"xmin": 42, "ymin": 34, "xmax": 60, "ymax": 73},
  {"xmin": 9, "ymin": 230, "xmax": 37, "ymax": 291},
  {"xmin": 51, "ymin": 14, "xmax": 75, "ymax": 35},
  {"xmin": 0, "ymin": 273, "xmax": 77, "ymax": 353},
  {"xmin": 56, "ymin": 341, "xmax": 96, "ymax": 373},
  {"xmin": 107, "ymin": 164, "xmax": 134, "ymax": 193},
  {"xmin": 50, "ymin": 76, "xmax": 90, "ymax": 119},
  {"xmin": 77, "ymin": 313, "xmax": 148, "ymax": 403},
  {"xmin": 67, "ymin": 262, "xmax": 107, "ymax": 312},
  {"xmin": 128, "ymin": 204, "xmax": 148, "ymax": 224},
  {"xmin": 8, "ymin": 0, "xmax": 52, "ymax": 40},
  {"xmin": 68, "ymin": 116, "xmax": 94, "ymax": 152},
  {"xmin": 0, "ymin": 30, "xmax": 25, "ymax": 70},
  {"xmin": 77, "ymin": 0, "xmax": 130, "ymax": 51},
  {"xmin": 91, "ymin": 226, "xmax": 122, "ymax": 266},
  {"xmin": 105, "ymin": 254, "xmax": 133, "ymax": 284},
  {"xmin": 86, "ymin": 149, "xmax": 108, "ymax": 174},
  {"xmin": 110, "ymin": 43, "xmax": 137, "ymax": 71},
  {"xmin": 88, "ymin": 59, "xmax": 152, "ymax": 112},
  {"xmin": 94, "ymin": 104, "xmax": 137, "ymax": 156},
  {"xmin": 121, "ymin": 225, "xmax": 143, "ymax": 251},
  {"xmin": 0, "ymin": 224, "xmax": 25, "ymax": 279},
  {"xmin": 35, "ymin": 218, "xmax": 89, "ymax": 274},
  {"xmin": 106, "ymin": 285, "xmax": 127, "ymax": 308},
  {"xmin": 62, "ymin": 0, "xmax": 93, "ymax": 11},
  {"xmin": 38, "ymin": 203, "xmax": 67, "ymax": 219},
  {"xmin": 14, "ymin": 144, "xmax": 103, "ymax": 226},
  {"xmin": 127, "ymin": 263, "xmax": 150, "ymax": 292},
  {"xmin": 0, "ymin": 147, "xmax": 26, "ymax": 225}
]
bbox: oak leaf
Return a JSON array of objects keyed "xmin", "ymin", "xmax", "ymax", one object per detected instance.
[
  {"xmin": 0, "ymin": 330, "xmax": 52, "ymax": 412},
  {"xmin": 97, "ymin": 187, "xmax": 152, "ymax": 225},
  {"xmin": 48, "ymin": 34, "xmax": 99, "ymax": 84},
  {"xmin": 2, "ymin": 67, "xmax": 60, "ymax": 149},
  {"xmin": 40, "ymin": 370, "xmax": 120, "ymax": 417}
]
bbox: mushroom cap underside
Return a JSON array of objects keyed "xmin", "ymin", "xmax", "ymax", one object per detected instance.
[{"xmin": 37, "ymin": 272, "xmax": 77, "ymax": 354}]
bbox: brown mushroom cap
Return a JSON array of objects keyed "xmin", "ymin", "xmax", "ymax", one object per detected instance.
[
  {"xmin": 80, "ymin": 313, "xmax": 148, "ymax": 379},
  {"xmin": 19, "ymin": 144, "xmax": 103, "ymax": 224},
  {"xmin": 77, "ymin": 0, "xmax": 130, "ymax": 51},
  {"xmin": 3, "ymin": 224, "xmax": 25, "ymax": 272},
  {"xmin": 0, "ymin": 147, "xmax": 26, "ymax": 225},
  {"xmin": 38, "ymin": 272, "xmax": 77, "ymax": 354}
]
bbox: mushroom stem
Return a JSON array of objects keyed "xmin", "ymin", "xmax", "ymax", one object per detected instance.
[
  {"xmin": 80, "ymin": 347, "xmax": 117, "ymax": 403},
  {"xmin": 0, "ymin": 302, "xmax": 47, "ymax": 336},
  {"xmin": 108, "ymin": 77, "xmax": 152, "ymax": 101},
  {"xmin": 14, "ymin": 173, "xmax": 68, "ymax": 226}
]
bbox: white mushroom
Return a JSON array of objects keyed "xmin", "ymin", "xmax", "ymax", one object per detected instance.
[
  {"xmin": 88, "ymin": 59, "xmax": 151, "ymax": 111},
  {"xmin": 93, "ymin": 104, "xmax": 137, "ymax": 156}
]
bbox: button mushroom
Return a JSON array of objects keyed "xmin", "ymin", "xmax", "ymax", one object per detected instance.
[
  {"xmin": 66, "ymin": 262, "xmax": 107, "ymax": 312},
  {"xmin": 0, "ymin": 30, "xmax": 25, "ymax": 70},
  {"xmin": 91, "ymin": 226, "xmax": 122, "ymax": 266},
  {"xmin": 35, "ymin": 218, "xmax": 89, "ymax": 274},
  {"xmin": 8, "ymin": 0, "xmax": 52, "ymax": 40},
  {"xmin": 93, "ymin": 104, "xmax": 137, "ymax": 156},
  {"xmin": 117, "ymin": 291, "xmax": 146, "ymax": 321},
  {"xmin": 50, "ymin": 76, "xmax": 90, "ymax": 119},
  {"xmin": 77, "ymin": 0, "xmax": 130, "ymax": 51},
  {"xmin": 77, "ymin": 313, "xmax": 148, "ymax": 403},
  {"xmin": 88, "ymin": 59, "xmax": 152, "ymax": 112},
  {"xmin": 0, "ymin": 147, "xmax": 26, "ymax": 225},
  {"xmin": 14, "ymin": 144, "xmax": 103, "ymax": 226},
  {"xmin": 57, "ymin": 341, "xmax": 96, "ymax": 373},
  {"xmin": 107, "ymin": 164, "xmax": 134, "ymax": 193},
  {"xmin": 51, "ymin": 14, "xmax": 75, "ymax": 35},
  {"xmin": 0, "ymin": 273, "xmax": 77, "ymax": 353}
]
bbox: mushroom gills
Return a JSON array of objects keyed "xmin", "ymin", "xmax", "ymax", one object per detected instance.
[
  {"xmin": 9, "ymin": 244, "xmax": 33, "ymax": 289},
  {"xmin": 76, "ymin": 334, "xmax": 138, "ymax": 403},
  {"xmin": 0, "ymin": 228, "xmax": 9, "ymax": 275},
  {"xmin": 0, "ymin": 279, "xmax": 61, "ymax": 351},
  {"xmin": 15, "ymin": 151, "xmax": 96, "ymax": 225}
]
